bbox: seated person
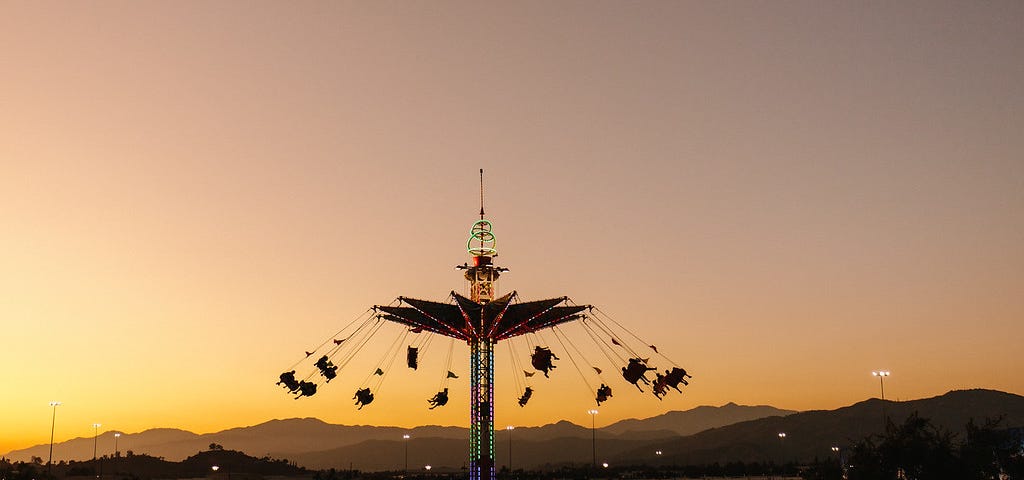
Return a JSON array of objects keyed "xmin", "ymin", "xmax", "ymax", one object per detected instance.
[
  {"xmin": 315, "ymin": 356, "xmax": 339, "ymax": 382},
  {"xmin": 277, "ymin": 370, "xmax": 300, "ymax": 392},
  {"xmin": 664, "ymin": 367, "xmax": 691, "ymax": 392},
  {"xmin": 354, "ymin": 387, "xmax": 375, "ymax": 410},
  {"xmin": 530, "ymin": 346, "xmax": 560, "ymax": 378},
  {"xmin": 622, "ymin": 358, "xmax": 656, "ymax": 391},
  {"xmin": 428, "ymin": 388, "xmax": 449, "ymax": 409},
  {"xmin": 652, "ymin": 373, "xmax": 668, "ymax": 399},
  {"xmin": 517, "ymin": 387, "xmax": 533, "ymax": 407},
  {"xmin": 294, "ymin": 381, "xmax": 317, "ymax": 399},
  {"xmin": 596, "ymin": 384, "xmax": 613, "ymax": 405}
]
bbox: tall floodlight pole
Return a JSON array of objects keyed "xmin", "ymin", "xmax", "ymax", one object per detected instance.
[
  {"xmin": 588, "ymin": 409, "xmax": 599, "ymax": 470},
  {"xmin": 114, "ymin": 433, "xmax": 121, "ymax": 458},
  {"xmin": 872, "ymin": 370, "xmax": 891, "ymax": 429},
  {"xmin": 48, "ymin": 401, "xmax": 62, "ymax": 474},
  {"xmin": 92, "ymin": 423, "xmax": 102, "ymax": 478},
  {"xmin": 872, "ymin": 371, "xmax": 890, "ymax": 400},
  {"xmin": 506, "ymin": 426, "xmax": 514, "ymax": 473},
  {"xmin": 403, "ymin": 434, "xmax": 410, "ymax": 475}
]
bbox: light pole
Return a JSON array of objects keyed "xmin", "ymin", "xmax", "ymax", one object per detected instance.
[
  {"xmin": 872, "ymin": 371, "xmax": 890, "ymax": 400},
  {"xmin": 114, "ymin": 433, "xmax": 121, "ymax": 458},
  {"xmin": 93, "ymin": 423, "xmax": 102, "ymax": 479},
  {"xmin": 48, "ymin": 401, "xmax": 62, "ymax": 474},
  {"xmin": 403, "ymin": 434, "xmax": 410, "ymax": 475},
  {"xmin": 506, "ymin": 426, "xmax": 514, "ymax": 473},
  {"xmin": 587, "ymin": 409, "xmax": 599, "ymax": 471},
  {"xmin": 832, "ymin": 446, "xmax": 843, "ymax": 479},
  {"xmin": 777, "ymin": 432, "xmax": 786, "ymax": 477},
  {"xmin": 872, "ymin": 370, "xmax": 891, "ymax": 429}
]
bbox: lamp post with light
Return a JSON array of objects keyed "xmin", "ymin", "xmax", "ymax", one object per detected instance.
[
  {"xmin": 47, "ymin": 401, "xmax": 62, "ymax": 474},
  {"xmin": 114, "ymin": 433, "xmax": 121, "ymax": 458},
  {"xmin": 873, "ymin": 370, "xmax": 892, "ymax": 428},
  {"xmin": 871, "ymin": 371, "xmax": 890, "ymax": 400},
  {"xmin": 92, "ymin": 423, "xmax": 102, "ymax": 479},
  {"xmin": 777, "ymin": 432, "xmax": 787, "ymax": 478},
  {"xmin": 587, "ymin": 409, "xmax": 599, "ymax": 471},
  {"xmin": 403, "ymin": 434, "xmax": 411, "ymax": 475},
  {"xmin": 505, "ymin": 426, "xmax": 514, "ymax": 474},
  {"xmin": 832, "ymin": 446, "xmax": 847, "ymax": 479}
]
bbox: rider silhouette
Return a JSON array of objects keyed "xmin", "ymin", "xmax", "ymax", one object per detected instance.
[
  {"xmin": 596, "ymin": 384, "xmax": 613, "ymax": 405},
  {"xmin": 314, "ymin": 355, "xmax": 338, "ymax": 382},
  {"xmin": 354, "ymin": 388, "xmax": 374, "ymax": 409},
  {"xmin": 622, "ymin": 358, "xmax": 656, "ymax": 392},
  {"xmin": 295, "ymin": 381, "xmax": 317, "ymax": 399},
  {"xmin": 277, "ymin": 370, "xmax": 300, "ymax": 392},
  {"xmin": 518, "ymin": 387, "xmax": 533, "ymax": 407},
  {"xmin": 663, "ymin": 367, "xmax": 691, "ymax": 392},
  {"xmin": 428, "ymin": 388, "xmax": 449, "ymax": 409},
  {"xmin": 531, "ymin": 346, "xmax": 560, "ymax": 377}
]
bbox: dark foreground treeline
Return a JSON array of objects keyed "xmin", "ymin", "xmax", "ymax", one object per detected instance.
[
  {"xmin": 7, "ymin": 414, "xmax": 1022, "ymax": 480},
  {"xmin": 1, "ymin": 447, "xmax": 307, "ymax": 480},
  {"xmin": 804, "ymin": 413, "xmax": 1024, "ymax": 480}
]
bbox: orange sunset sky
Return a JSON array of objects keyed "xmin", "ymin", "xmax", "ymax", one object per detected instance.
[{"xmin": 2, "ymin": 1, "xmax": 1023, "ymax": 455}]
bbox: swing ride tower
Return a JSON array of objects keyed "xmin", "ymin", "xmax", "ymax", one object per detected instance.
[
  {"xmin": 374, "ymin": 172, "xmax": 589, "ymax": 480},
  {"xmin": 464, "ymin": 217, "xmax": 499, "ymax": 480},
  {"xmin": 281, "ymin": 172, "xmax": 694, "ymax": 480}
]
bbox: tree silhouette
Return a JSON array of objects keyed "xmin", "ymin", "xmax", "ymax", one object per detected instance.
[{"xmin": 846, "ymin": 412, "xmax": 1023, "ymax": 480}]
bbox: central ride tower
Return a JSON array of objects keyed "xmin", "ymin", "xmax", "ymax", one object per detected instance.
[
  {"xmin": 464, "ymin": 209, "xmax": 500, "ymax": 480},
  {"xmin": 375, "ymin": 171, "xmax": 588, "ymax": 480}
]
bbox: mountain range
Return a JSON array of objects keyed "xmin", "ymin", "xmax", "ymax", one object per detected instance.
[
  {"xmin": 4, "ymin": 402, "xmax": 793, "ymax": 467},
  {"xmin": 7, "ymin": 389, "xmax": 1023, "ymax": 471}
]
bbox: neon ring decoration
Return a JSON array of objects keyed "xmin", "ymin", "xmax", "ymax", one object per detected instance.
[{"xmin": 467, "ymin": 220, "xmax": 497, "ymax": 256}]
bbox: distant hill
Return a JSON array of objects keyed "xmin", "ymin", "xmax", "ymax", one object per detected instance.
[
  {"xmin": 268, "ymin": 389, "xmax": 1024, "ymax": 470},
  {"xmin": 4, "ymin": 420, "xmax": 468, "ymax": 464},
  {"xmin": 603, "ymin": 402, "xmax": 796, "ymax": 436},
  {"xmin": 9, "ymin": 390, "xmax": 1022, "ymax": 471},
  {"xmin": 4, "ymin": 402, "xmax": 782, "ymax": 464},
  {"xmin": 614, "ymin": 389, "xmax": 1024, "ymax": 466}
]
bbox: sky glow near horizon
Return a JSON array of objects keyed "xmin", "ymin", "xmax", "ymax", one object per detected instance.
[{"xmin": 2, "ymin": 1, "xmax": 1023, "ymax": 455}]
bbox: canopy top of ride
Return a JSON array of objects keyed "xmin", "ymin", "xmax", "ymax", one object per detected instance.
[{"xmin": 377, "ymin": 291, "xmax": 589, "ymax": 342}]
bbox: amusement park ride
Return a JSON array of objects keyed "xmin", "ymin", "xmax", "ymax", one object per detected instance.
[{"xmin": 278, "ymin": 171, "xmax": 691, "ymax": 480}]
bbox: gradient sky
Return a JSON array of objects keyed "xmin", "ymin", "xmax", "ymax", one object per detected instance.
[{"xmin": 2, "ymin": 1, "xmax": 1023, "ymax": 455}]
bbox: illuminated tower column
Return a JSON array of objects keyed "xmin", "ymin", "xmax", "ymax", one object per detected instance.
[
  {"xmin": 465, "ymin": 220, "xmax": 499, "ymax": 480},
  {"xmin": 376, "ymin": 210, "xmax": 588, "ymax": 480}
]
